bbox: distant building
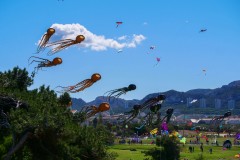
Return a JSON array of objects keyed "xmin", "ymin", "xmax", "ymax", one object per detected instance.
[
  {"xmin": 215, "ymin": 99, "xmax": 221, "ymax": 109},
  {"xmin": 228, "ymin": 100, "xmax": 235, "ymax": 109},
  {"xmin": 200, "ymin": 98, "xmax": 206, "ymax": 108},
  {"xmin": 187, "ymin": 97, "xmax": 193, "ymax": 107}
]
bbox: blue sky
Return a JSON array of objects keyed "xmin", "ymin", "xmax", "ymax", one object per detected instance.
[{"xmin": 0, "ymin": 0, "xmax": 240, "ymax": 102}]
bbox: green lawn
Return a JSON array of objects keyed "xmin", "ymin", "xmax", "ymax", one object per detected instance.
[
  {"xmin": 108, "ymin": 144, "xmax": 156, "ymax": 160},
  {"xmin": 108, "ymin": 144, "xmax": 240, "ymax": 160},
  {"xmin": 180, "ymin": 145, "xmax": 240, "ymax": 160}
]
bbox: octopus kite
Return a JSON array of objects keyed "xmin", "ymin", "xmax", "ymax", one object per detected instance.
[
  {"xmin": 161, "ymin": 108, "xmax": 174, "ymax": 123},
  {"xmin": 124, "ymin": 104, "xmax": 141, "ymax": 123},
  {"xmin": 80, "ymin": 102, "xmax": 110, "ymax": 119},
  {"xmin": 150, "ymin": 103, "xmax": 162, "ymax": 114},
  {"xmin": 46, "ymin": 35, "xmax": 85, "ymax": 55},
  {"xmin": 140, "ymin": 94, "xmax": 166, "ymax": 111},
  {"xmin": 37, "ymin": 28, "xmax": 55, "ymax": 53},
  {"xmin": 28, "ymin": 56, "xmax": 62, "ymax": 76},
  {"xmin": 105, "ymin": 84, "xmax": 136, "ymax": 101},
  {"xmin": 56, "ymin": 73, "xmax": 101, "ymax": 93},
  {"xmin": 209, "ymin": 111, "xmax": 231, "ymax": 132},
  {"xmin": 150, "ymin": 108, "xmax": 174, "ymax": 127},
  {"xmin": 142, "ymin": 103, "xmax": 162, "ymax": 125}
]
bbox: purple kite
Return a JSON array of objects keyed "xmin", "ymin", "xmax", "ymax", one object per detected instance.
[
  {"xmin": 161, "ymin": 121, "xmax": 168, "ymax": 131},
  {"xmin": 236, "ymin": 133, "xmax": 240, "ymax": 140}
]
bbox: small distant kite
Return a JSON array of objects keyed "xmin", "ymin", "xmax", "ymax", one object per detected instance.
[
  {"xmin": 202, "ymin": 69, "xmax": 206, "ymax": 76},
  {"xmin": 199, "ymin": 29, "xmax": 207, "ymax": 33},
  {"xmin": 116, "ymin": 22, "xmax": 123, "ymax": 28},
  {"xmin": 56, "ymin": 73, "xmax": 101, "ymax": 93},
  {"xmin": 150, "ymin": 46, "xmax": 155, "ymax": 50},
  {"xmin": 46, "ymin": 35, "xmax": 85, "ymax": 55},
  {"xmin": 147, "ymin": 46, "xmax": 156, "ymax": 54},
  {"xmin": 105, "ymin": 84, "xmax": 136, "ymax": 101},
  {"xmin": 37, "ymin": 28, "xmax": 55, "ymax": 53},
  {"xmin": 28, "ymin": 56, "xmax": 62, "ymax": 76},
  {"xmin": 154, "ymin": 57, "xmax": 160, "ymax": 66}
]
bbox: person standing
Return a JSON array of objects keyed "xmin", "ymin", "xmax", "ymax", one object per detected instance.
[{"xmin": 200, "ymin": 143, "xmax": 203, "ymax": 152}]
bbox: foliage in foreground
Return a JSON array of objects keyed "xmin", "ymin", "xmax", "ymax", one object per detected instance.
[
  {"xmin": 0, "ymin": 67, "xmax": 116, "ymax": 160},
  {"xmin": 143, "ymin": 135, "xmax": 180, "ymax": 160}
]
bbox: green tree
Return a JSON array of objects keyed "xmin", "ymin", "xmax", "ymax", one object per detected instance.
[
  {"xmin": 58, "ymin": 92, "xmax": 72, "ymax": 107},
  {"xmin": 0, "ymin": 67, "xmax": 117, "ymax": 160},
  {"xmin": 0, "ymin": 66, "xmax": 33, "ymax": 91},
  {"xmin": 143, "ymin": 135, "xmax": 180, "ymax": 160}
]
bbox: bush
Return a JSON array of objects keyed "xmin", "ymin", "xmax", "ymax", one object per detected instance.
[{"xmin": 143, "ymin": 135, "xmax": 180, "ymax": 160}]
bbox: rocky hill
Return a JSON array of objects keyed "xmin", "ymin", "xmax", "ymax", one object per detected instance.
[{"xmin": 71, "ymin": 80, "xmax": 240, "ymax": 113}]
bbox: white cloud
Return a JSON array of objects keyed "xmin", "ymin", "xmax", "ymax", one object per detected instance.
[
  {"xmin": 118, "ymin": 35, "xmax": 127, "ymax": 40},
  {"xmin": 49, "ymin": 23, "xmax": 146, "ymax": 51}
]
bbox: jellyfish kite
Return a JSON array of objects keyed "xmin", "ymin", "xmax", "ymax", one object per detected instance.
[
  {"xmin": 37, "ymin": 28, "xmax": 55, "ymax": 53},
  {"xmin": 56, "ymin": 73, "xmax": 101, "ymax": 93},
  {"xmin": 46, "ymin": 35, "xmax": 85, "ymax": 55},
  {"xmin": 116, "ymin": 22, "xmax": 123, "ymax": 28},
  {"xmin": 28, "ymin": 56, "xmax": 62, "ymax": 76},
  {"xmin": 104, "ymin": 84, "xmax": 136, "ymax": 101}
]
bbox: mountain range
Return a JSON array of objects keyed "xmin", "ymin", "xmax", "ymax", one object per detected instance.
[{"xmin": 71, "ymin": 80, "xmax": 240, "ymax": 114}]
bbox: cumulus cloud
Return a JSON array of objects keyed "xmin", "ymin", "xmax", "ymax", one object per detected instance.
[
  {"xmin": 49, "ymin": 23, "xmax": 146, "ymax": 51},
  {"xmin": 118, "ymin": 35, "xmax": 127, "ymax": 41}
]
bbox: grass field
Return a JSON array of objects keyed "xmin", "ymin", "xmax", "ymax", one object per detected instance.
[{"xmin": 108, "ymin": 139, "xmax": 240, "ymax": 160}]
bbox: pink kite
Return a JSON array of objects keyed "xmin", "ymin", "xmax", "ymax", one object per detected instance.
[{"xmin": 154, "ymin": 57, "xmax": 160, "ymax": 66}]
